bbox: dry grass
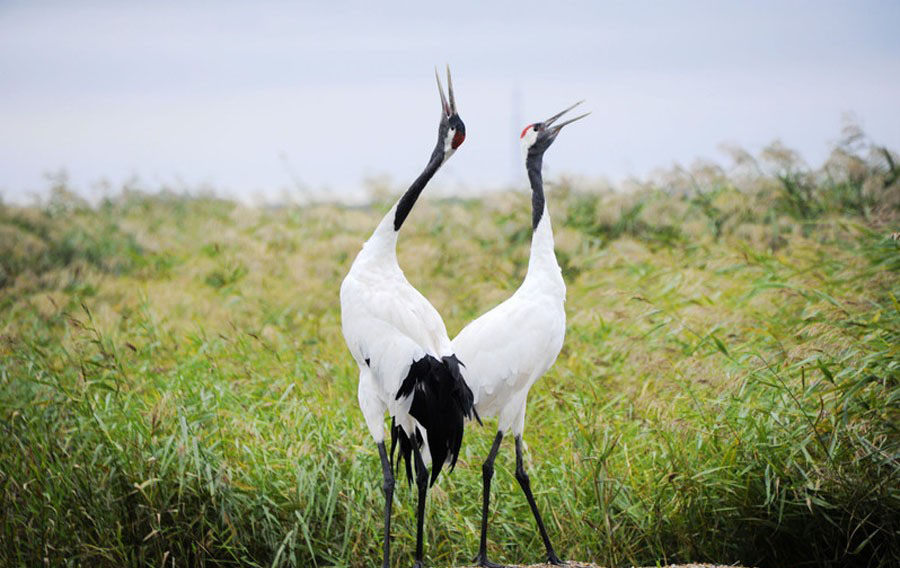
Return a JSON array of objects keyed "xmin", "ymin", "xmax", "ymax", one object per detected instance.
[{"xmin": 1, "ymin": 134, "xmax": 898, "ymax": 567}]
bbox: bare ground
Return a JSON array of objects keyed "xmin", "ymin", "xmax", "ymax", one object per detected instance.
[{"xmin": 458, "ymin": 564, "xmax": 747, "ymax": 568}]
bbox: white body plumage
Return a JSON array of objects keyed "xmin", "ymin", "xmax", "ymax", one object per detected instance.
[
  {"xmin": 452, "ymin": 206, "xmax": 565, "ymax": 435},
  {"xmin": 339, "ymin": 65, "xmax": 473, "ymax": 568},
  {"xmin": 461, "ymin": 99, "xmax": 587, "ymax": 568},
  {"xmin": 340, "ymin": 206, "xmax": 453, "ymax": 463}
]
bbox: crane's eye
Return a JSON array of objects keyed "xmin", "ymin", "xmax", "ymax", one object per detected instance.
[{"xmin": 533, "ymin": 125, "xmax": 539, "ymax": 131}]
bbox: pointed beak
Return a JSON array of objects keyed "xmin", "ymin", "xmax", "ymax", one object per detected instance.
[
  {"xmin": 543, "ymin": 100, "xmax": 590, "ymax": 134},
  {"xmin": 446, "ymin": 64, "xmax": 457, "ymax": 115},
  {"xmin": 435, "ymin": 67, "xmax": 451, "ymax": 117}
]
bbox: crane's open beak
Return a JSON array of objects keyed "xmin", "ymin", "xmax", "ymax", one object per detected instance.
[
  {"xmin": 435, "ymin": 65, "xmax": 457, "ymax": 117},
  {"xmin": 543, "ymin": 100, "xmax": 590, "ymax": 135}
]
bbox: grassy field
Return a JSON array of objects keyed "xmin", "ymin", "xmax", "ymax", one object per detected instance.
[{"xmin": 1, "ymin": 133, "xmax": 899, "ymax": 567}]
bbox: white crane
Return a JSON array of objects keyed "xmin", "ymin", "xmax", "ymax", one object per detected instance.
[
  {"xmin": 452, "ymin": 102, "xmax": 588, "ymax": 568},
  {"xmin": 340, "ymin": 67, "xmax": 477, "ymax": 568}
]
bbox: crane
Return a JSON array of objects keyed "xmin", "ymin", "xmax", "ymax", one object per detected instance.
[
  {"xmin": 339, "ymin": 66, "xmax": 477, "ymax": 568},
  {"xmin": 452, "ymin": 102, "xmax": 588, "ymax": 567}
]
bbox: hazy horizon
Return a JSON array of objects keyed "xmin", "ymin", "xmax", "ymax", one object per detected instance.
[{"xmin": 2, "ymin": 1, "xmax": 899, "ymax": 204}]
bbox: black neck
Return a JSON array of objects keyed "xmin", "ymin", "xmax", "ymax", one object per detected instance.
[
  {"xmin": 393, "ymin": 141, "xmax": 446, "ymax": 231},
  {"xmin": 526, "ymin": 150, "xmax": 545, "ymax": 231}
]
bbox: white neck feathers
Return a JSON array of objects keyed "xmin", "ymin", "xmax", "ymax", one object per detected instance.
[{"xmin": 526, "ymin": 205, "xmax": 561, "ymax": 280}]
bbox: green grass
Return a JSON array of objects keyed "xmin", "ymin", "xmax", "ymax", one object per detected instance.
[{"xmin": 1, "ymin": 135, "xmax": 898, "ymax": 567}]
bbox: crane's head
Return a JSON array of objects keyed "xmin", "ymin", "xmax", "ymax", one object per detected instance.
[
  {"xmin": 520, "ymin": 100, "xmax": 589, "ymax": 156},
  {"xmin": 435, "ymin": 65, "xmax": 466, "ymax": 162}
]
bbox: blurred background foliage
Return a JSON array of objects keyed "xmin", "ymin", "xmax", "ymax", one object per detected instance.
[{"xmin": 1, "ymin": 128, "xmax": 898, "ymax": 567}]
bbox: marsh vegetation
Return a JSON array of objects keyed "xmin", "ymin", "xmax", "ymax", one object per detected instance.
[{"xmin": 1, "ymin": 129, "xmax": 898, "ymax": 567}]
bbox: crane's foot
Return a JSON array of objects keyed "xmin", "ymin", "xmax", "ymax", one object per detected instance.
[
  {"xmin": 412, "ymin": 561, "xmax": 426, "ymax": 568},
  {"xmin": 546, "ymin": 550, "xmax": 567, "ymax": 565},
  {"xmin": 471, "ymin": 552, "xmax": 509, "ymax": 568},
  {"xmin": 470, "ymin": 551, "xmax": 509, "ymax": 568}
]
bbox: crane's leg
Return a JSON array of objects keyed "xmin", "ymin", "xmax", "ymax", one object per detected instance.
[
  {"xmin": 514, "ymin": 435, "xmax": 566, "ymax": 566},
  {"xmin": 412, "ymin": 443, "xmax": 429, "ymax": 568},
  {"xmin": 474, "ymin": 431, "xmax": 506, "ymax": 568},
  {"xmin": 377, "ymin": 441, "xmax": 395, "ymax": 568}
]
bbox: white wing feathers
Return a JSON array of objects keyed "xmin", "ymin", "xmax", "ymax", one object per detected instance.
[
  {"xmin": 452, "ymin": 292, "xmax": 565, "ymax": 421},
  {"xmin": 341, "ymin": 270, "xmax": 452, "ymax": 399}
]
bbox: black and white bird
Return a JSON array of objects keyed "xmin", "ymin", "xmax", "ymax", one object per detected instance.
[
  {"xmin": 340, "ymin": 67, "xmax": 477, "ymax": 568},
  {"xmin": 452, "ymin": 102, "xmax": 588, "ymax": 567}
]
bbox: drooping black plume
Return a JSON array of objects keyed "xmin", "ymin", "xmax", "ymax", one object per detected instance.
[
  {"xmin": 390, "ymin": 417, "xmax": 420, "ymax": 488},
  {"xmin": 394, "ymin": 354, "xmax": 476, "ymax": 486}
]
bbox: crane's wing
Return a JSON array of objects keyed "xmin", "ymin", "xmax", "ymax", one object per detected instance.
[
  {"xmin": 341, "ymin": 272, "xmax": 451, "ymax": 397},
  {"xmin": 374, "ymin": 282, "xmax": 452, "ymax": 357},
  {"xmin": 341, "ymin": 271, "xmax": 475, "ymax": 484},
  {"xmin": 452, "ymin": 294, "xmax": 565, "ymax": 401}
]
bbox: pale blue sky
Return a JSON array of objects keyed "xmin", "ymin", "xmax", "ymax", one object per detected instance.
[{"xmin": 2, "ymin": 1, "xmax": 899, "ymax": 203}]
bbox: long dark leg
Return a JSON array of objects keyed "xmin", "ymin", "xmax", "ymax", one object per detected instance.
[
  {"xmin": 412, "ymin": 443, "xmax": 429, "ymax": 568},
  {"xmin": 377, "ymin": 442, "xmax": 395, "ymax": 568},
  {"xmin": 474, "ymin": 431, "xmax": 506, "ymax": 568},
  {"xmin": 514, "ymin": 435, "xmax": 565, "ymax": 565}
]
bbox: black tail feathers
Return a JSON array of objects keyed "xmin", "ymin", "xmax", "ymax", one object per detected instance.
[
  {"xmin": 390, "ymin": 417, "xmax": 418, "ymax": 487},
  {"xmin": 392, "ymin": 354, "xmax": 476, "ymax": 486}
]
